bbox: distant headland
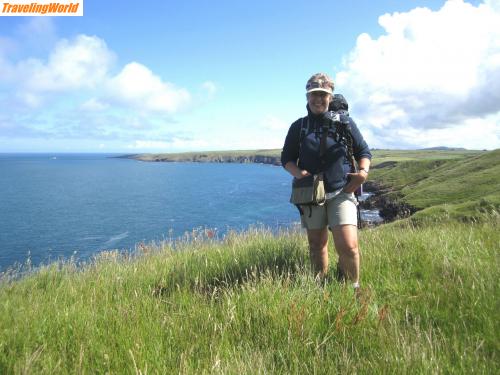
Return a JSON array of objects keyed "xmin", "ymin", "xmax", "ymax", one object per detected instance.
[{"xmin": 116, "ymin": 149, "xmax": 283, "ymax": 166}]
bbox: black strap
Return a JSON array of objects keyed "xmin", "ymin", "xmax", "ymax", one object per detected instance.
[
  {"xmin": 318, "ymin": 122, "xmax": 329, "ymax": 181},
  {"xmin": 320, "ymin": 124, "xmax": 328, "ymax": 158},
  {"xmin": 299, "ymin": 117, "xmax": 309, "ymax": 145},
  {"xmin": 345, "ymin": 128, "xmax": 357, "ymax": 174}
]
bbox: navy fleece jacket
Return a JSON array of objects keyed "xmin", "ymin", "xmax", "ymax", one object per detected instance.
[{"xmin": 281, "ymin": 109, "xmax": 372, "ymax": 193}]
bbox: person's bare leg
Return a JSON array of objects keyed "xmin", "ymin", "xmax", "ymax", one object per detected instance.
[
  {"xmin": 331, "ymin": 225, "xmax": 359, "ymax": 283},
  {"xmin": 306, "ymin": 227, "xmax": 329, "ymax": 278}
]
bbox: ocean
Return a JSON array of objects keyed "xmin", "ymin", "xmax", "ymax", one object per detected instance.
[{"xmin": 0, "ymin": 153, "xmax": 380, "ymax": 271}]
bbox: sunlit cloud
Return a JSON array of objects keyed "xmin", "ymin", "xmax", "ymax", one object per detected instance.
[
  {"xmin": 19, "ymin": 35, "xmax": 115, "ymax": 94},
  {"xmin": 0, "ymin": 28, "xmax": 213, "ymax": 150},
  {"xmin": 336, "ymin": 0, "xmax": 500, "ymax": 149},
  {"xmin": 107, "ymin": 62, "xmax": 191, "ymax": 113}
]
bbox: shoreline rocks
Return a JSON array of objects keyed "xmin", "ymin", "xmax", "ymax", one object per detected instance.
[{"xmin": 361, "ymin": 181, "xmax": 418, "ymax": 222}]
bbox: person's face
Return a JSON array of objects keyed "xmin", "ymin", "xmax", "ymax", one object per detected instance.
[{"xmin": 307, "ymin": 91, "xmax": 331, "ymax": 114}]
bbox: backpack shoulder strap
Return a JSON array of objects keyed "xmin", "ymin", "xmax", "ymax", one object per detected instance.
[{"xmin": 299, "ymin": 116, "xmax": 309, "ymax": 144}]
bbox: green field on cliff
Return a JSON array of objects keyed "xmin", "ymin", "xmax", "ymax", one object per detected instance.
[
  {"xmin": 369, "ymin": 149, "xmax": 500, "ymax": 222},
  {"xmin": 1, "ymin": 149, "xmax": 499, "ymax": 374}
]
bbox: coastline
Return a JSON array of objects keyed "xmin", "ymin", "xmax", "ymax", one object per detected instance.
[
  {"xmin": 361, "ymin": 181, "xmax": 418, "ymax": 223},
  {"xmin": 116, "ymin": 150, "xmax": 282, "ymax": 166},
  {"xmin": 119, "ymin": 152, "xmax": 414, "ymax": 226}
]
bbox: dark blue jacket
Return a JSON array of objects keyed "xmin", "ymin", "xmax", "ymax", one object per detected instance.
[{"xmin": 281, "ymin": 108, "xmax": 372, "ymax": 193}]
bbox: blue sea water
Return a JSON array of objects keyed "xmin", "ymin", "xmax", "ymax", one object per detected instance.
[
  {"xmin": 0, "ymin": 153, "xmax": 300, "ymax": 271},
  {"xmin": 0, "ymin": 153, "xmax": 381, "ymax": 272}
]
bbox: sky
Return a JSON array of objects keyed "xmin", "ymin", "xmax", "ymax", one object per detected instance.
[{"xmin": 0, "ymin": 0, "xmax": 499, "ymax": 152}]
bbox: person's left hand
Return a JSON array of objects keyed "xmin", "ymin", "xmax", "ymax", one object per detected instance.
[{"xmin": 343, "ymin": 171, "xmax": 368, "ymax": 193}]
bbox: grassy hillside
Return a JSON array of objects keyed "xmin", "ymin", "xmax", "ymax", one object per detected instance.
[
  {"xmin": 369, "ymin": 149, "xmax": 500, "ymax": 222},
  {"xmin": 0, "ymin": 221, "xmax": 498, "ymax": 374},
  {"xmin": 1, "ymin": 148, "xmax": 498, "ymax": 373},
  {"xmin": 370, "ymin": 149, "xmax": 484, "ymax": 164}
]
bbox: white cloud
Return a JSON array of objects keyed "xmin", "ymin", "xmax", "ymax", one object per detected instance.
[
  {"xmin": 19, "ymin": 35, "xmax": 115, "ymax": 93},
  {"xmin": 335, "ymin": 0, "xmax": 500, "ymax": 149},
  {"xmin": 107, "ymin": 62, "xmax": 191, "ymax": 113},
  {"xmin": 390, "ymin": 115, "xmax": 500, "ymax": 150},
  {"xmin": 0, "ymin": 31, "xmax": 207, "ymax": 146},
  {"xmin": 1, "ymin": 34, "xmax": 195, "ymax": 116}
]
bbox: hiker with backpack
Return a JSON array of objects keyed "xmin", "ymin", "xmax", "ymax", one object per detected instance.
[{"xmin": 281, "ymin": 73, "xmax": 372, "ymax": 293}]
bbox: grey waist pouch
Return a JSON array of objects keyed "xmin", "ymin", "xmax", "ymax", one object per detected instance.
[{"xmin": 290, "ymin": 174, "xmax": 326, "ymax": 206}]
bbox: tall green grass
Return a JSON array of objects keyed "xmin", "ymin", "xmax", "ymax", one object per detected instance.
[{"xmin": 1, "ymin": 220, "xmax": 498, "ymax": 374}]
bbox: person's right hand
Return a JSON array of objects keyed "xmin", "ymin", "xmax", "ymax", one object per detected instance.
[{"xmin": 295, "ymin": 169, "xmax": 311, "ymax": 179}]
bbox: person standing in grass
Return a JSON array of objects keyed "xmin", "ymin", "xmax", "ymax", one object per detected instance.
[{"xmin": 281, "ymin": 73, "xmax": 372, "ymax": 292}]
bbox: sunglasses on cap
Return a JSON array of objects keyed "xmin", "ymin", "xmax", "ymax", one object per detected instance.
[{"xmin": 306, "ymin": 80, "xmax": 332, "ymax": 91}]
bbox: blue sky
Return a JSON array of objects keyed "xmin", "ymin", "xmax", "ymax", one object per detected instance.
[{"xmin": 0, "ymin": 0, "xmax": 498, "ymax": 152}]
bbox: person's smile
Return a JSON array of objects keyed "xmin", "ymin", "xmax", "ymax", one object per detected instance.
[{"xmin": 308, "ymin": 92, "xmax": 330, "ymax": 114}]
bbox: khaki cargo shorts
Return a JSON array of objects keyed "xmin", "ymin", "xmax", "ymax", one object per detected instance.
[{"xmin": 299, "ymin": 192, "xmax": 358, "ymax": 230}]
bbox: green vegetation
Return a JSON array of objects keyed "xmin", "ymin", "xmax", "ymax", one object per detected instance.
[
  {"xmin": 1, "ymin": 221, "xmax": 498, "ymax": 374},
  {"xmin": 370, "ymin": 149, "xmax": 484, "ymax": 164},
  {"xmin": 1, "ymin": 149, "xmax": 499, "ymax": 373},
  {"xmin": 369, "ymin": 149, "xmax": 500, "ymax": 222}
]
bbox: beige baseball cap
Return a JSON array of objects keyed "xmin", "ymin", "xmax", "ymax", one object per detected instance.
[{"xmin": 306, "ymin": 73, "xmax": 334, "ymax": 95}]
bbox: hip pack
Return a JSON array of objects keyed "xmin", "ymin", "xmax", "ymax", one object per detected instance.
[{"xmin": 290, "ymin": 173, "xmax": 326, "ymax": 206}]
